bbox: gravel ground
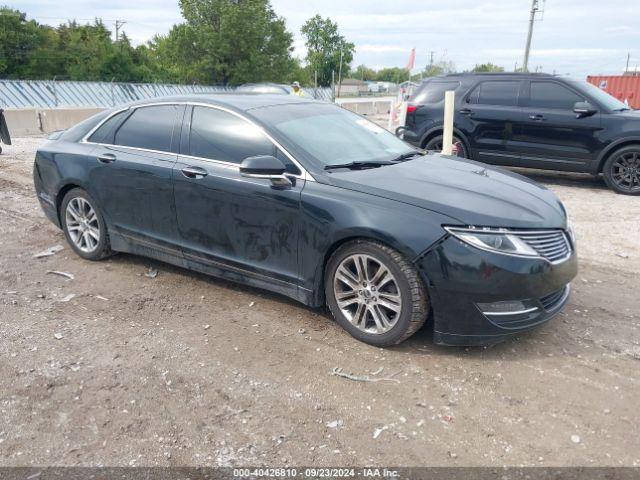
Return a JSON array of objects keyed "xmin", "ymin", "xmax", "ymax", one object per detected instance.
[{"xmin": 0, "ymin": 136, "xmax": 639, "ymax": 467}]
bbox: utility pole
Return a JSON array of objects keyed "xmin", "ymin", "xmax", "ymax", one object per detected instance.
[
  {"xmin": 625, "ymin": 52, "xmax": 631, "ymax": 74},
  {"xmin": 522, "ymin": 0, "xmax": 540, "ymax": 72},
  {"xmin": 114, "ymin": 20, "xmax": 127, "ymax": 42},
  {"xmin": 337, "ymin": 49, "xmax": 344, "ymax": 98},
  {"xmin": 428, "ymin": 50, "xmax": 435, "ymax": 75}
]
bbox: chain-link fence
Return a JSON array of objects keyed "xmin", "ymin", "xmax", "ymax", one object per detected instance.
[{"xmin": 0, "ymin": 80, "xmax": 334, "ymax": 109}]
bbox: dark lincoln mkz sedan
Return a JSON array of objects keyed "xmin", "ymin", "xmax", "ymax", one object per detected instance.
[{"xmin": 34, "ymin": 94, "xmax": 578, "ymax": 346}]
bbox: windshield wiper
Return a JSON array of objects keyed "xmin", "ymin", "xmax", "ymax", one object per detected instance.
[
  {"xmin": 389, "ymin": 150, "xmax": 425, "ymax": 162},
  {"xmin": 613, "ymin": 107, "xmax": 631, "ymax": 112},
  {"xmin": 324, "ymin": 160, "xmax": 395, "ymax": 171}
]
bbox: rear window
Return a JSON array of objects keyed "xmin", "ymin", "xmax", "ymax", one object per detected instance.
[
  {"xmin": 113, "ymin": 105, "xmax": 178, "ymax": 152},
  {"xmin": 471, "ymin": 80, "xmax": 520, "ymax": 106},
  {"xmin": 411, "ymin": 81, "xmax": 460, "ymax": 104},
  {"xmin": 87, "ymin": 110, "xmax": 127, "ymax": 144}
]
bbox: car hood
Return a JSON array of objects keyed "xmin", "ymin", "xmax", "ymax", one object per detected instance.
[
  {"xmin": 612, "ymin": 109, "xmax": 640, "ymax": 119},
  {"xmin": 321, "ymin": 154, "xmax": 568, "ymax": 229}
]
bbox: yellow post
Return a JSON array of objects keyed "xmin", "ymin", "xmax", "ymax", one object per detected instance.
[{"xmin": 441, "ymin": 90, "xmax": 455, "ymax": 155}]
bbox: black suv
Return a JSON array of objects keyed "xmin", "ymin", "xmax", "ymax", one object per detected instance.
[{"xmin": 401, "ymin": 73, "xmax": 640, "ymax": 194}]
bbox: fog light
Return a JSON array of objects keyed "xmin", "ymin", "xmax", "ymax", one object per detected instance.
[{"xmin": 476, "ymin": 300, "xmax": 538, "ymax": 316}]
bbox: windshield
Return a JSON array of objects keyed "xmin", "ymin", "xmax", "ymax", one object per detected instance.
[
  {"xmin": 254, "ymin": 104, "xmax": 415, "ymax": 167},
  {"xmin": 570, "ymin": 80, "xmax": 630, "ymax": 111}
]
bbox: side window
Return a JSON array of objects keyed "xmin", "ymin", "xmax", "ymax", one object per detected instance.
[
  {"xmin": 530, "ymin": 82, "xmax": 583, "ymax": 110},
  {"xmin": 189, "ymin": 106, "xmax": 275, "ymax": 164},
  {"xmin": 87, "ymin": 110, "xmax": 127, "ymax": 144},
  {"xmin": 113, "ymin": 105, "xmax": 178, "ymax": 152},
  {"xmin": 472, "ymin": 81, "xmax": 520, "ymax": 106},
  {"xmin": 411, "ymin": 81, "xmax": 460, "ymax": 104}
]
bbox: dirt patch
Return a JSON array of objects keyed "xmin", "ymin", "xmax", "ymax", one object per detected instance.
[{"xmin": 0, "ymin": 137, "xmax": 639, "ymax": 467}]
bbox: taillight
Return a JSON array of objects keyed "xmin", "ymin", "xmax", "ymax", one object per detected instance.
[{"xmin": 407, "ymin": 104, "xmax": 418, "ymax": 114}]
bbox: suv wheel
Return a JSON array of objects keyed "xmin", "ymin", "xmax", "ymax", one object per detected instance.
[
  {"xmin": 424, "ymin": 135, "xmax": 467, "ymax": 158},
  {"xmin": 325, "ymin": 240, "xmax": 429, "ymax": 347},
  {"xmin": 603, "ymin": 146, "xmax": 640, "ymax": 195}
]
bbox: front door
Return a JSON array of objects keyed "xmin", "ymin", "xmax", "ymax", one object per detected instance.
[
  {"xmin": 460, "ymin": 79, "xmax": 524, "ymax": 165},
  {"xmin": 515, "ymin": 80, "xmax": 602, "ymax": 171},
  {"xmin": 88, "ymin": 104, "xmax": 184, "ymax": 248},
  {"xmin": 172, "ymin": 105, "xmax": 304, "ymax": 293}
]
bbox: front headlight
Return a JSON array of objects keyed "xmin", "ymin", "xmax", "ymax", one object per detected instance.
[{"xmin": 444, "ymin": 226, "xmax": 539, "ymax": 258}]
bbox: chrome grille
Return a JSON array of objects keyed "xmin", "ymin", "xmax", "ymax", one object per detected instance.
[{"xmin": 514, "ymin": 230, "xmax": 572, "ymax": 263}]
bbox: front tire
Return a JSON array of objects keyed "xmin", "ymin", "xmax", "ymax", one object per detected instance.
[
  {"xmin": 60, "ymin": 188, "xmax": 112, "ymax": 260},
  {"xmin": 325, "ymin": 240, "xmax": 429, "ymax": 347},
  {"xmin": 603, "ymin": 146, "xmax": 640, "ymax": 195}
]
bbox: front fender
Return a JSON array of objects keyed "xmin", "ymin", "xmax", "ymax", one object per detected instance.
[
  {"xmin": 299, "ymin": 181, "xmax": 455, "ymax": 306},
  {"xmin": 596, "ymin": 135, "xmax": 640, "ymax": 171}
]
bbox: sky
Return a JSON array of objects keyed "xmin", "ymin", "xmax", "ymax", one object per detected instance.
[{"xmin": 7, "ymin": 0, "xmax": 640, "ymax": 79}]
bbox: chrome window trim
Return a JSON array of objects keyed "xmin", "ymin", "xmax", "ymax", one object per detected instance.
[{"xmin": 80, "ymin": 101, "xmax": 315, "ymax": 182}]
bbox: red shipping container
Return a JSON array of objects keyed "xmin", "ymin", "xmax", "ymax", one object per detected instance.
[{"xmin": 587, "ymin": 75, "xmax": 640, "ymax": 109}]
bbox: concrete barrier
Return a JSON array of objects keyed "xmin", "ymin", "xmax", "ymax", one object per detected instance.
[
  {"xmin": 3, "ymin": 99, "xmax": 392, "ymax": 138},
  {"xmin": 3, "ymin": 109, "xmax": 40, "ymax": 136},
  {"xmin": 39, "ymin": 108, "xmax": 103, "ymax": 134},
  {"xmin": 3, "ymin": 107, "xmax": 104, "ymax": 137}
]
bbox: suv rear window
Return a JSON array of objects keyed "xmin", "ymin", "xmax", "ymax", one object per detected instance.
[
  {"xmin": 471, "ymin": 81, "xmax": 520, "ymax": 106},
  {"xmin": 412, "ymin": 81, "xmax": 460, "ymax": 104}
]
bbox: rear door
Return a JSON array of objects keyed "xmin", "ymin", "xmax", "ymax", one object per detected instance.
[
  {"xmin": 516, "ymin": 80, "xmax": 601, "ymax": 171},
  {"xmin": 461, "ymin": 79, "xmax": 525, "ymax": 165},
  {"xmin": 87, "ymin": 104, "xmax": 184, "ymax": 248}
]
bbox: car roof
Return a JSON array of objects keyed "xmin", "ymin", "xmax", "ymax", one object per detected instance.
[{"xmin": 119, "ymin": 93, "xmax": 320, "ymax": 113}]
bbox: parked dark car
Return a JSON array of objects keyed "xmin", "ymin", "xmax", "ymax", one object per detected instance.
[
  {"xmin": 401, "ymin": 72, "xmax": 640, "ymax": 195},
  {"xmin": 0, "ymin": 108, "xmax": 11, "ymax": 154},
  {"xmin": 34, "ymin": 95, "xmax": 577, "ymax": 347}
]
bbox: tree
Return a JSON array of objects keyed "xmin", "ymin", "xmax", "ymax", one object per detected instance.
[
  {"xmin": 375, "ymin": 67, "xmax": 409, "ymax": 84},
  {"xmin": 352, "ymin": 64, "xmax": 376, "ymax": 81},
  {"xmin": 0, "ymin": 8, "xmax": 47, "ymax": 78},
  {"xmin": 174, "ymin": 0, "xmax": 297, "ymax": 85},
  {"xmin": 301, "ymin": 15, "xmax": 355, "ymax": 87},
  {"xmin": 472, "ymin": 62, "xmax": 504, "ymax": 73}
]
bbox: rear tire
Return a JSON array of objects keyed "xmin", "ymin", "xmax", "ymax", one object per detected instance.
[
  {"xmin": 325, "ymin": 240, "xmax": 429, "ymax": 347},
  {"xmin": 60, "ymin": 188, "xmax": 112, "ymax": 260},
  {"xmin": 424, "ymin": 134, "xmax": 467, "ymax": 158},
  {"xmin": 602, "ymin": 145, "xmax": 640, "ymax": 195}
]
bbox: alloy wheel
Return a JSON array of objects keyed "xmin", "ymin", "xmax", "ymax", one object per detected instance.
[
  {"xmin": 611, "ymin": 151, "xmax": 640, "ymax": 193},
  {"xmin": 65, "ymin": 197, "xmax": 101, "ymax": 253},
  {"xmin": 332, "ymin": 254, "xmax": 402, "ymax": 334}
]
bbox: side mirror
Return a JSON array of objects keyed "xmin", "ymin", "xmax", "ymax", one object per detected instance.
[
  {"xmin": 573, "ymin": 101, "xmax": 597, "ymax": 118},
  {"xmin": 239, "ymin": 155, "xmax": 292, "ymax": 188}
]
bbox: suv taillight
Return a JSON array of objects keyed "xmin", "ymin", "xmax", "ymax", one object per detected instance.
[{"xmin": 407, "ymin": 104, "xmax": 418, "ymax": 114}]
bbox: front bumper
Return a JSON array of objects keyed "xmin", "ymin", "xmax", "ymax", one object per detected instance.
[{"xmin": 417, "ymin": 236, "xmax": 578, "ymax": 346}]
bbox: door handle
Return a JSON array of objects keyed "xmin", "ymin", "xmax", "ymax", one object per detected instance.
[
  {"xmin": 97, "ymin": 153, "xmax": 116, "ymax": 164},
  {"xmin": 459, "ymin": 108, "xmax": 473, "ymax": 115},
  {"xmin": 181, "ymin": 166, "xmax": 208, "ymax": 179},
  {"xmin": 529, "ymin": 114, "xmax": 545, "ymax": 121}
]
